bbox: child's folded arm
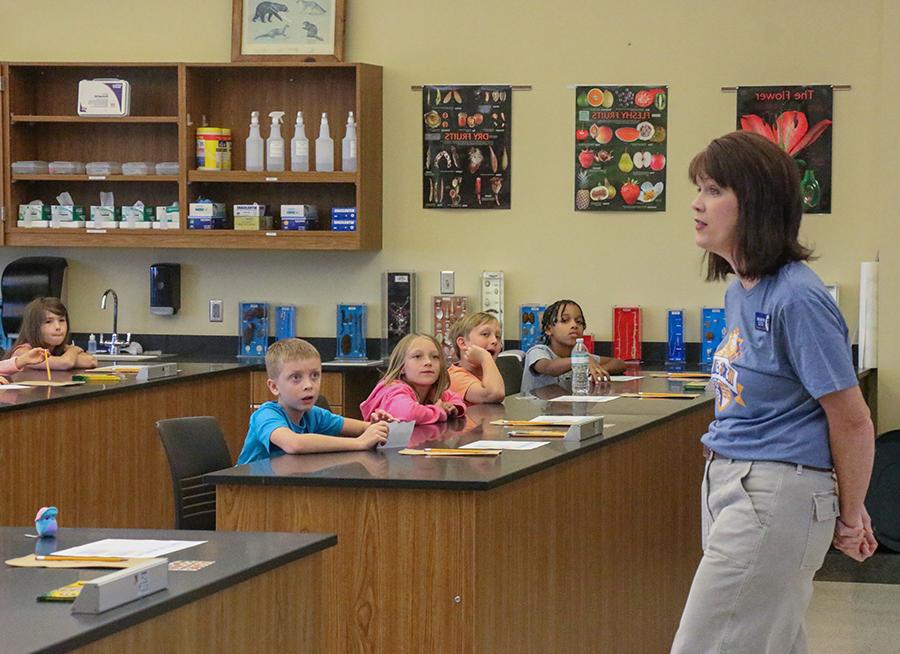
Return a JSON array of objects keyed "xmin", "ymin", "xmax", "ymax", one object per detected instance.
[
  {"xmin": 379, "ymin": 391, "xmax": 447, "ymax": 424},
  {"xmin": 270, "ymin": 426, "xmax": 365, "ymax": 454}
]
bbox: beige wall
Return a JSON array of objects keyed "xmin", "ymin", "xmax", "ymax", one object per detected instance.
[{"xmin": 1, "ymin": 0, "xmax": 896, "ymax": 428}]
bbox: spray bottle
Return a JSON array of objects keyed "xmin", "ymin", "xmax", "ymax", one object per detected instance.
[
  {"xmin": 341, "ymin": 111, "xmax": 357, "ymax": 172},
  {"xmin": 290, "ymin": 111, "xmax": 309, "ymax": 172},
  {"xmin": 245, "ymin": 111, "xmax": 264, "ymax": 172},
  {"xmin": 315, "ymin": 113, "xmax": 334, "ymax": 172},
  {"xmin": 266, "ymin": 111, "xmax": 286, "ymax": 172}
]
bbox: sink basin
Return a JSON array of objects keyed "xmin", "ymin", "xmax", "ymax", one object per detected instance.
[{"xmin": 93, "ymin": 353, "xmax": 168, "ymax": 361}]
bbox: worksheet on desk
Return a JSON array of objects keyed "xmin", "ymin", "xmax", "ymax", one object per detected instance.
[
  {"xmin": 609, "ymin": 376, "xmax": 644, "ymax": 381},
  {"xmin": 461, "ymin": 440, "xmax": 548, "ymax": 451},
  {"xmin": 0, "ymin": 384, "xmax": 31, "ymax": 390},
  {"xmin": 53, "ymin": 539, "xmax": 207, "ymax": 559},
  {"xmin": 547, "ymin": 395, "xmax": 619, "ymax": 403}
]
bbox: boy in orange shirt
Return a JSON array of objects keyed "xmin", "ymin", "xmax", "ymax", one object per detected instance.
[{"xmin": 447, "ymin": 312, "xmax": 505, "ymax": 405}]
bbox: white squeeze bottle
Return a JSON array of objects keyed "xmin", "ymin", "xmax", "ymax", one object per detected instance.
[
  {"xmin": 266, "ymin": 111, "xmax": 285, "ymax": 172},
  {"xmin": 571, "ymin": 338, "xmax": 591, "ymax": 396},
  {"xmin": 315, "ymin": 112, "xmax": 334, "ymax": 172},
  {"xmin": 290, "ymin": 111, "xmax": 309, "ymax": 172},
  {"xmin": 341, "ymin": 111, "xmax": 357, "ymax": 172},
  {"xmin": 87, "ymin": 333, "xmax": 97, "ymax": 354},
  {"xmin": 245, "ymin": 111, "xmax": 264, "ymax": 172}
]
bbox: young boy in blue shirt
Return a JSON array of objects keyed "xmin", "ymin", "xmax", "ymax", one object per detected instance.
[{"xmin": 237, "ymin": 338, "xmax": 392, "ymax": 464}]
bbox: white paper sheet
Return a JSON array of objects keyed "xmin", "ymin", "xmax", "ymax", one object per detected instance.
[
  {"xmin": 548, "ymin": 395, "xmax": 619, "ymax": 403},
  {"xmin": 53, "ymin": 539, "xmax": 206, "ymax": 559},
  {"xmin": 384, "ymin": 421, "xmax": 415, "ymax": 448},
  {"xmin": 609, "ymin": 375, "xmax": 644, "ymax": 381},
  {"xmin": 0, "ymin": 384, "xmax": 31, "ymax": 390},
  {"xmin": 461, "ymin": 440, "xmax": 548, "ymax": 450},
  {"xmin": 530, "ymin": 415, "xmax": 591, "ymax": 423}
]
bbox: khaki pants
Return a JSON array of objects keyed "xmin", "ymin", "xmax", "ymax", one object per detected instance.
[{"xmin": 671, "ymin": 458, "xmax": 838, "ymax": 654}]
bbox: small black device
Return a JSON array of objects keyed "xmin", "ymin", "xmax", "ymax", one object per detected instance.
[{"xmin": 150, "ymin": 263, "xmax": 181, "ymax": 316}]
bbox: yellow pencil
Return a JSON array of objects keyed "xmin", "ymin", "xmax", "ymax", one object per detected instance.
[{"xmin": 44, "ymin": 351, "xmax": 51, "ymax": 381}]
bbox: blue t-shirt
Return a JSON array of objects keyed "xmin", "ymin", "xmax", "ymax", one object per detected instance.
[
  {"xmin": 237, "ymin": 401, "xmax": 344, "ymax": 464},
  {"xmin": 702, "ymin": 261, "xmax": 858, "ymax": 468}
]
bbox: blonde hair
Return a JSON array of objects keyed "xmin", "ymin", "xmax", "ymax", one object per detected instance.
[
  {"xmin": 449, "ymin": 312, "xmax": 500, "ymax": 358},
  {"xmin": 265, "ymin": 338, "xmax": 320, "ymax": 378},
  {"xmin": 381, "ymin": 333, "xmax": 449, "ymax": 405}
]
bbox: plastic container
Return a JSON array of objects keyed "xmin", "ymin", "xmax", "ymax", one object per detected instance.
[
  {"xmin": 341, "ymin": 111, "xmax": 357, "ymax": 172},
  {"xmin": 155, "ymin": 162, "xmax": 180, "ymax": 175},
  {"xmin": 246, "ymin": 111, "xmax": 264, "ymax": 172},
  {"xmin": 315, "ymin": 113, "xmax": 334, "ymax": 172},
  {"xmin": 12, "ymin": 160, "xmax": 49, "ymax": 174},
  {"xmin": 122, "ymin": 161, "xmax": 154, "ymax": 176},
  {"xmin": 86, "ymin": 161, "xmax": 122, "ymax": 176},
  {"xmin": 87, "ymin": 334, "xmax": 97, "ymax": 354},
  {"xmin": 48, "ymin": 161, "xmax": 86, "ymax": 175},
  {"xmin": 571, "ymin": 337, "xmax": 590, "ymax": 396},
  {"xmin": 290, "ymin": 111, "xmax": 309, "ymax": 172},
  {"xmin": 266, "ymin": 111, "xmax": 285, "ymax": 172}
]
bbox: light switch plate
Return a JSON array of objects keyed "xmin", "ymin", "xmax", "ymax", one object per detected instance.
[
  {"xmin": 440, "ymin": 270, "xmax": 455, "ymax": 295},
  {"xmin": 209, "ymin": 299, "xmax": 223, "ymax": 322}
]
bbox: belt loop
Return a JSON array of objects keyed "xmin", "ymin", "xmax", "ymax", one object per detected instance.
[{"xmin": 796, "ymin": 464, "xmax": 804, "ymax": 475}]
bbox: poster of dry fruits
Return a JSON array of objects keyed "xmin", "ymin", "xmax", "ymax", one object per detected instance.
[
  {"xmin": 423, "ymin": 85, "xmax": 511, "ymax": 209},
  {"xmin": 574, "ymin": 85, "xmax": 668, "ymax": 212},
  {"xmin": 737, "ymin": 85, "xmax": 833, "ymax": 213}
]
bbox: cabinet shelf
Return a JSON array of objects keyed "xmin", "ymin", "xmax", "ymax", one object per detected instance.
[
  {"xmin": 13, "ymin": 175, "xmax": 178, "ymax": 182},
  {"xmin": 188, "ymin": 170, "xmax": 356, "ymax": 184},
  {"xmin": 11, "ymin": 115, "xmax": 179, "ymax": 124}
]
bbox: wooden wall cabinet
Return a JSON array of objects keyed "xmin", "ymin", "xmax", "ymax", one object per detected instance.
[{"xmin": 1, "ymin": 62, "xmax": 382, "ymax": 250}]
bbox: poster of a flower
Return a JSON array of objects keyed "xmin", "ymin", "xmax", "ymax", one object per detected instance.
[{"xmin": 737, "ymin": 85, "xmax": 833, "ymax": 213}]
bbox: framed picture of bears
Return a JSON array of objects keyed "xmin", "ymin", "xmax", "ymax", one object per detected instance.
[{"xmin": 232, "ymin": 0, "xmax": 345, "ymax": 61}]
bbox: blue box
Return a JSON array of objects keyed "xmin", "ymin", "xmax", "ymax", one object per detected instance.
[
  {"xmin": 238, "ymin": 302, "xmax": 269, "ymax": 357},
  {"xmin": 666, "ymin": 309, "xmax": 686, "ymax": 363},
  {"xmin": 276, "ymin": 305, "xmax": 296, "ymax": 341},
  {"xmin": 188, "ymin": 217, "xmax": 228, "ymax": 230},
  {"xmin": 700, "ymin": 307, "xmax": 727, "ymax": 365},
  {"xmin": 331, "ymin": 207, "xmax": 357, "ymax": 231},
  {"xmin": 280, "ymin": 218, "xmax": 319, "ymax": 231},
  {"xmin": 336, "ymin": 303, "xmax": 367, "ymax": 359},
  {"xmin": 519, "ymin": 305, "xmax": 545, "ymax": 352}
]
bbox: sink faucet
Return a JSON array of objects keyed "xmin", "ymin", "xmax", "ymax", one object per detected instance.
[{"xmin": 99, "ymin": 289, "xmax": 131, "ymax": 355}]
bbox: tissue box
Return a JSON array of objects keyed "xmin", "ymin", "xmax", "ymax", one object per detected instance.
[
  {"xmin": 233, "ymin": 204, "xmax": 268, "ymax": 217},
  {"xmin": 188, "ymin": 217, "xmax": 228, "ymax": 230},
  {"xmin": 330, "ymin": 207, "xmax": 356, "ymax": 232},
  {"xmin": 51, "ymin": 205, "xmax": 86, "ymax": 221},
  {"xmin": 120, "ymin": 205, "xmax": 155, "ymax": 222},
  {"xmin": 281, "ymin": 204, "xmax": 317, "ymax": 219},
  {"xmin": 234, "ymin": 215, "xmax": 274, "ymax": 230},
  {"xmin": 153, "ymin": 205, "xmax": 181, "ymax": 229},
  {"xmin": 18, "ymin": 204, "xmax": 51, "ymax": 221},
  {"xmin": 189, "ymin": 202, "xmax": 226, "ymax": 218},
  {"xmin": 77, "ymin": 79, "xmax": 131, "ymax": 117},
  {"xmin": 85, "ymin": 220, "xmax": 120, "ymax": 229},
  {"xmin": 90, "ymin": 206, "xmax": 119, "ymax": 221}
]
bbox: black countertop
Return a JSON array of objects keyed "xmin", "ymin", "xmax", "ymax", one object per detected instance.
[
  {"xmin": 0, "ymin": 526, "xmax": 335, "ymax": 654},
  {"xmin": 206, "ymin": 373, "xmax": 716, "ymax": 492}
]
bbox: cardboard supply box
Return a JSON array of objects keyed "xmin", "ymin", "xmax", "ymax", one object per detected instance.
[
  {"xmin": 51, "ymin": 205, "xmax": 86, "ymax": 221},
  {"xmin": 188, "ymin": 202, "xmax": 226, "ymax": 219},
  {"xmin": 234, "ymin": 215, "xmax": 274, "ymax": 231},
  {"xmin": 330, "ymin": 207, "xmax": 356, "ymax": 232},
  {"xmin": 280, "ymin": 218, "xmax": 319, "ymax": 231},
  {"xmin": 153, "ymin": 205, "xmax": 181, "ymax": 229},
  {"xmin": 188, "ymin": 217, "xmax": 229, "ymax": 230},
  {"xmin": 281, "ymin": 204, "xmax": 317, "ymax": 219},
  {"xmin": 233, "ymin": 204, "xmax": 268, "ymax": 217},
  {"xmin": 121, "ymin": 205, "xmax": 155, "ymax": 222},
  {"xmin": 18, "ymin": 204, "xmax": 51, "ymax": 221}
]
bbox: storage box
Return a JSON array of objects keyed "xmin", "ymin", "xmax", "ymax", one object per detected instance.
[
  {"xmin": 91, "ymin": 206, "xmax": 118, "ymax": 221},
  {"xmin": 19, "ymin": 204, "xmax": 51, "ymax": 221},
  {"xmin": 234, "ymin": 215, "xmax": 274, "ymax": 230},
  {"xmin": 281, "ymin": 204, "xmax": 317, "ymax": 218},
  {"xmin": 280, "ymin": 218, "xmax": 319, "ymax": 231},
  {"xmin": 153, "ymin": 204, "xmax": 180, "ymax": 229},
  {"xmin": 233, "ymin": 203, "xmax": 268, "ymax": 217},
  {"xmin": 330, "ymin": 207, "xmax": 356, "ymax": 231},
  {"xmin": 120, "ymin": 205, "xmax": 155, "ymax": 222},
  {"xmin": 77, "ymin": 79, "xmax": 131, "ymax": 117},
  {"xmin": 85, "ymin": 221, "xmax": 120, "ymax": 229},
  {"xmin": 188, "ymin": 217, "xmax": 228, "ymax": 230},
  {"xmin": 188, "ymin": 202, "xmax": 226, "ymax": 218},
  {"xmin": 51, "ymin": 205, "xmax": 86, "ymax": 221},
  {"xmin": 18, "ymin": 220, "xmax": 50, "ymax": 228}
]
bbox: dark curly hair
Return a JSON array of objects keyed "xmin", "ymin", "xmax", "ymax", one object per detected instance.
[{"xmin": 539, "ymin": 299, "xmax": 585, "ymax": 345}]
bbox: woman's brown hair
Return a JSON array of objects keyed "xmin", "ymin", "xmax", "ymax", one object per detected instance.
[
  {"xmin": 688, "ymin": 131, "xmax": 812, "ymax": 281},
  {"xmin": 381, "ymin": 333, "xmax": 450, "ymax": 405},
  {"xmin": 10, "ymin": 297, "xmax": 70, "ymax": 356}
]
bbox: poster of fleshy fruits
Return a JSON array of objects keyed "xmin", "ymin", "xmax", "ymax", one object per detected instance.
[
  {"xmin": 575, "ymin": 85, "xmax": 668, "ymax": 212},
  {"xmin": 737, "ymin": 85, "xmax": 833, "ymax": 213},
  {"xmin": 423, "ymin": 85, "xmax": 511, "ymax": 210}
]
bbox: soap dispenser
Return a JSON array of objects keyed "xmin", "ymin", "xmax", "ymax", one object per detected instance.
[
  {"xmin": 341, "ymin": 111, "xmax": 357, "ymax": 172},
  {"xmin": 266, "ymin": 111, "xmax": 286, "ymax": 172},
  {"xmin": 290, "ymin": 111, "xmax": 309, "ymax": 172},
  {"xmin": 315, "ymin": 113, "xmax": 334, "ymax": 172},
  {"xmin": 245, "ymin": 111, "xmax": 264, "ymax": 172}
]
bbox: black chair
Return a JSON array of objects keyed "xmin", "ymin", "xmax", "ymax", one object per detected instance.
[
  {"xmin": 0, "ymin": 256, "xmax": 67, "ymax": 339},
  {"xmin": 496, "ymin": 355, "xmax": 524, "ymax": 396},
  {"xmin": 156, "ymin": 416, "xmax": 233, "ymax": 531},
  {"xmin": 866, "ymin": 429, "xmax": 900, "ymax": 552}
]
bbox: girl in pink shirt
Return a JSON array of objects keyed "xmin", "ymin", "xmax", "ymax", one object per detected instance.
[{"xmin": 360, "ymin": 334, "xmax": 466, "ymax": 425}]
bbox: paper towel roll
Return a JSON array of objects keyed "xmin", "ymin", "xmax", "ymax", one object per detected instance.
[{"xmin": 858, "ymin": 261, "xmax": 878, "ymax": 369}]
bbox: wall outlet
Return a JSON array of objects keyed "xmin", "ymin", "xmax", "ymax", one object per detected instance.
[
  {"xmin": 440, "ymin": 270, "xmax": 455, "ymax": 295},
  {"xmin": 209, "ymin": 299, "xmax": 223, "ymax": 322}
]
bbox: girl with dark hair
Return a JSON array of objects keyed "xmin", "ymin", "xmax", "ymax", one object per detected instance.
[
  {"xmin": 520, "ymin": 299, "xmax": 625, "ymax": 395},
  {"xmin": 672, "ymin": 132, "xmax": 876, "ymax": 653},
  {"xmin": 8, "ymin": 297, "xmax": 97, "ymax": 370}
]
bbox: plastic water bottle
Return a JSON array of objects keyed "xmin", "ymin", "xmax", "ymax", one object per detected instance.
[
  {"xmin": 571, "ymin": 338, "xmax": 590, "ymax": 396},
  {"xmin": 87, "ymin": 333, "xmax": 97, "ymax": 354}
]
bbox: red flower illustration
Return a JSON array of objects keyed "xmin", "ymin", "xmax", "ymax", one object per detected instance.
[{"xmin": 740, "ymin": 111, "xmax": 832, "ymax": 157}]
